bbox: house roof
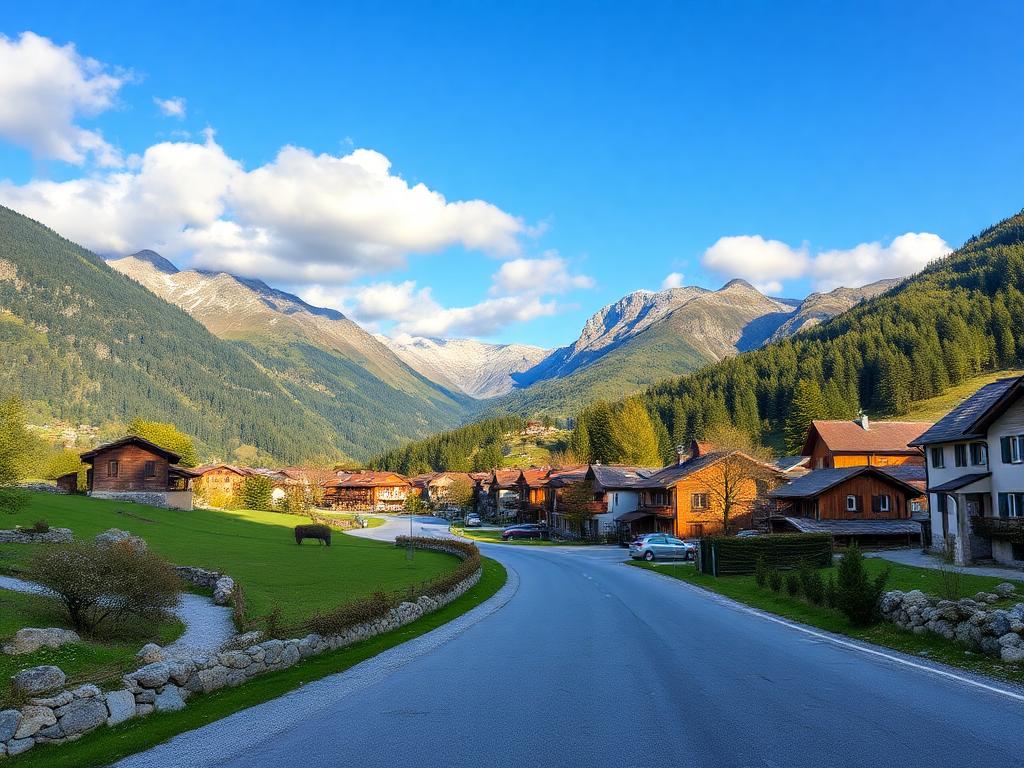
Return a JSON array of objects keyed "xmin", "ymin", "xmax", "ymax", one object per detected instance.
[
  {"xmin": 616, "ymin": 509, "xmax": 675, "ymax": 522},
  {"xmin": 803, "ymin": 419, "xmax": 931, "ymax": 456},
  {"xmin": 911, "ymin": 376, "xmax": 1023, "ymax": 446},
  {"xmin": 588, "ymin": 464, "xmax": 659, "ymax": 489},
  {"xmin": 545, "ymin": 466, "xmax": 589, "ymax": 488},
  {"xmin": 324, "ymin": 471, "xmax": 409, "ymax": 488},
  {"xmin": 81, "ymin": 435, "xmax": 181, "ymax": 464},
  {"xmin": 168, "ymin": 465, "xmax": 201, "ymax": 478},
  {"xmin": 520, "ymin": 468, "xmax": 552, "ymax": 488},
  {"xmin": 194, "ymin": 463, "xmax": 252, "ymax": 477},
  {"xmin": 639, "ymin": 451, "xmax": 782, "ymax": 489},
  {"xmin": 490, "ymin": 469, "xmax": 522, "ymax": 488},
  {"xmin": 775, "ymin": 517, "xmax": 921, "ymax": 536},
  {"xmin": 769, "ymin": 466, "xmax": 923, "ymax": 500},
  {"xmin": 930, "ymin": 472, "xmax": 992, "ymax": 493}
]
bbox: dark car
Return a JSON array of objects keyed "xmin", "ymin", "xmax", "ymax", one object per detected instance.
[{"xmin": 502, "ymin": 524, "xmax": 545, "ymax": 540}]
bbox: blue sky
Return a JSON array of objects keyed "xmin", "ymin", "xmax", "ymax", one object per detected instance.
[{"xmin": 1, "ymin": 1, "xmax": 1022, "ymax": 348}]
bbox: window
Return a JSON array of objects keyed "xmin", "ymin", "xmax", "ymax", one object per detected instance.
[
  {"xmin": 910, "ymin": 499, "xmax": 923, "ymax": 512},
  {"xmin": 872, "ymin": 494, "xmax": 891, "ymax": 513},
  {"xmin": 691, "ymin": 493, "xmax": 709, "ymax": 510},
  {"xmin": 936, "ymin": 494, "xmax": 947, "ymax": 515},
  {"xmin": 998, "ymin": 493, "xmax": 1024, "ymax": 518},
  {"xmin": 846, "ymin": 495, "xmax": 860, "ymax": 513},
  {"xmin": 1000, "ymin": 435, "xmax": 1024, "ymax": 464},
  {"xmin": 969, "ymin": 442, "xmax": 988, "ymax": 466},
  {"xmin": 107, "ymin": 460, "xmax": 118, "ymax": 478},
  {"xmin": 930, "ymin": 447, "xmax": 945, "ymax": 469},
  {"xmin": 144, "ymin": 460, "xmax": 156, "ymax": 478},
  {"xmin": 954, "ymin": 444, "xmax": 968, "ymax": 467}
]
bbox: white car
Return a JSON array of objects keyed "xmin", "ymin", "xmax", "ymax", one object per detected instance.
[
  {"xmin": 629, "ymin": 534, "xmax": 695, "ymax": 562},
  {"xmin": 464, "ymin": 514, "xmax": 483, "ymax": 528}
]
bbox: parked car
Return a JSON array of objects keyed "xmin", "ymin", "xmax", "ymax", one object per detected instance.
[
  {"xmin": 464, "ymin": 514, "xmax": 483, "ymax": 528},
  {"xmin": 734, "ymin": 529, "xmax": 761, "ymax": 538},
  {"xmin": 629, "ymin": 534, "xmax": 695, "ymax": 562},
  {"xmin": 502, "ymin": 523, "xmax": 546, "ymax": 540}
]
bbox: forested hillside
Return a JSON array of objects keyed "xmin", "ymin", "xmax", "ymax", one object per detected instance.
[
  {"xmin": 371, "ymin": 415, "xmax": 525, "ymax": 474},
  {"xmin": 0, "ymin": 206, "xmax": 339, "ymax": 463},
  {"xmin": 380, "ymin": 210, "xmax": 1024, "ymax": 470}
]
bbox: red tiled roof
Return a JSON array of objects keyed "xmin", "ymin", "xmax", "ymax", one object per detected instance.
[
  {"xmin": 805, "ymin": 420, "xmax": 931, "ymax": 455},
  {"xmin": 324, "ymin": 471, "xmax": 409, "ymax": 488},
  {"xmin": 520, "ymin": 468, "xmax": 552, "ymax": 487},
  {"xmin": 491, "ymin": 469, "xmax": 522, "ymax": 487}
]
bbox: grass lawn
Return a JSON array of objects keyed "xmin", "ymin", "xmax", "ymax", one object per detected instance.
[
  {"xmin": 629, "ymin": 557, "xmax": 1024, "ymax": 687},
  {"xmin": 451, "ymin": 526, "xmax": 593, "ymax": 546},
  {"xmin": 11, "ymin": 556, "xmax": 506, "ymax": 768},
  {"xmin": 0, "ymin": 590, "xmax": 184, "ymax": 705},
  {"xmin": 0, "ymin": 493, "xmax": 459, "ymax": 629}
]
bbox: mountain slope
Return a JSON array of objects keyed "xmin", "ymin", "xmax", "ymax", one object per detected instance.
[
  {"xmin": 379, "ymin": 335, "xmax": 550, "ymax": 398},
  {"xmin": 0, "ymin": 205, "xmax": 338, "ymax": 463},
  {"xmin": 767, "ymin": 278, "xmax": 901, "ymax": 342},
  {"xmin": 107, "ymin": 253, "xmax": 475, "ymax": 460}
]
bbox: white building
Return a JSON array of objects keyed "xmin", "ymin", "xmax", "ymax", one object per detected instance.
[{"xmin": 911, "ymin": 375, "xmax": 1024, "ymax": 566}]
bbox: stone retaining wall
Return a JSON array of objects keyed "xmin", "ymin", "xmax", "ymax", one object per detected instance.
[
  {"xmin": 0, "ymin": 528, "xmax": 73, "ymax": 545},
  {"xmin": 0, "ymin": 540, "xmax": 481, "ymax": 759},
  {"xmin": 174, "ymin": 567, "xmax": 236, "ymax": 606}
]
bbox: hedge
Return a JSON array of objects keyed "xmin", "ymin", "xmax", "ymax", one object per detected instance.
[{"xmin": 697, "ymin": 533, "xmax": 833, "ymax": 576}]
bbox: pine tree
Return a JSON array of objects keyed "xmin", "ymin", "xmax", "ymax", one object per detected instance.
[
  {"xmin": 0, "ymin": 396, "xmax": 31, "ymax": 513},
  {"xmin": 610, "ymin": 398, "xmax": 662, "ymax": 466},
  {"xmin": 784, "ymin": 379, "xmax": 826, "ymax": 454}
]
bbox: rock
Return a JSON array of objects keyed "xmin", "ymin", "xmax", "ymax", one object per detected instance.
[
  {"xmin": 2, "ymin": 627, "xmax": 81, "ymax": 655},
  {"xmin": 261, "ymin": 639, "xmax": 284, "ymax": 664},
  {"xmin": 131, "ymin": 661, "xmax": 171, "ymax": 689},
  {"xmin": 995, "ymin": 582, "xmax": 1018, "ymax": 598},
  {"xmin": 218, "ymin": 650, "xmax": 252, "ymax": 670},
  {"xmin": 135, "ymin": 704, "xmax": 155, "ymax": 717},
  {"xmin": 154, "ymin": 684, "xmax": 186, "ymax": 712},
  {"xmin": 984, "ymin": 610, "xmax": 1012, "ymax": 638},
  {"xmin": 12, "ymin": 665, "xmax": 66, "ymax": 696},
  {"xmin": 134, "ymin": 689, "xmax": 156, "ymax": 704},
  {"xmin": 222, "ymin": 630, "xmax": 262, "ymax": 651},
  {"xmin": 0, "ymin": 709, "xmax": 21, "ymax": 742},
  {"xmin": 280, "ymin": 644, "xmax": 300, "ymax": 667},
  {"xmin": 197, "ymin": 665, "xmax": 228, "ymax": 693},
  {"xmin": 1001, "ymin": 644, "xmax": 1024, "ymax": 663},
  {"xmin": 13, "ymin": 706, "xmax": 56, "ymax": 739},
  {"xmin": 71, "ymin": 684, "xmax": 101, "ymax": 699},
  {"xmin": 136, "ymin": 643, "xmax": 164, "ymax": 664},
  {"xmin": 6, "ymin": 737, "xmax": 35, "ymax": 756},
  {"xmin": 94, "ymin": 528, "xmax": 147, "ymax": 553},
  {"xmin": 57, "ymin": 698, "xmax": 107, "ymax": 736},
  {"xmin": 999, "ymin": 632, "xmax": 1023, "ymax": 648},
  {"xmin": 105, "ymin": 689, "xmax": 135, "ymax": 727},
  {"xmin": 27, "ymin": 691, "xmax": 73, "ymax": 708},
  {"xmin": 212, "ymin": 576, "xmax": 235, "ymax": 606}
]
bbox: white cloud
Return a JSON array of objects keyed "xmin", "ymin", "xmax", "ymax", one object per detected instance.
[
  {"xmin": 489, "ymin": 255, "xmax": 594, "ymax": 297},
  {"xmin": 661, "ymin": 272, "xmax": 684, "ymax": 289},
  {"xmin": 154, "ymin": 96, "xmax": 186, "ymax": 118},
  {"xmin": 809, "ymin": 232, "xmax": 950, "ymax": 291},
  {"xmin": 0, "ymin": 32, "xmax": 127, "ymax": 166},
  {"xmin": 702, "ymin": 232, "xmax": 949, "ymax": 292}
]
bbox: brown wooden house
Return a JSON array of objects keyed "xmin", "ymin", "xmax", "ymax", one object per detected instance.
[
  {"xmin": 80, "ymin": 436, "xmax": 198, "ymax": 510},
  {"xmin": 803, "ymin": 416, "xmax": 931, "ymax": 469},
  {"xmin": 322, "ymin": 471, "xmax": 413, "ymax": 512},
  {"xmin": 767, "ymin": 466, "xmax": 923, "ymax": 546},
  {"xmin": 193, "ymin": 464, "xmax": 253, "ymax": 505}
]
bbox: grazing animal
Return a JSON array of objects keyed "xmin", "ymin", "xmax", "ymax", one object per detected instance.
[{"xmin": 294, "ymin": 524, "xmax": 332, "ymax": 546}]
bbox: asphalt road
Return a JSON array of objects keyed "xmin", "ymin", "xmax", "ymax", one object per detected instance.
[{"xmin": 118, "ymin": 517, "xmax": 1024, "ymax": 768}]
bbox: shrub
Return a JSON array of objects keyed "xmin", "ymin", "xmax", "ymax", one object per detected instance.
[
  {"xmin": 754, "ymin": 556, "xmax": 769, "ymax": 588},
  {"xmin": 785, "ymin": 570, "xmax": 802, "ymax": 597},
  {"xmin": 698, "ymin": 533, "xmax": 832, "ymax": 575},
  {"xmin": 801, "ymin": 566, "xmax": 825, "ymax": 606},
  {"xmin": 26, "ymin": 540, "xmax": 181, "ymax": 633},
  {"xmin": 824, "ymin": 575, "xmax": 837, "ymax": 609},
  {"xmin": 239, "ymin": 475, "xmax": 274, "ymax": 512},
  {"xmin": 306, "ymin": 591, "xmax": 395, "ymax": 635},
  {"xmin": 835, "ymin": 544, "xmax": 889, "ymax": 626},
  {"xmin": 263, "ymin": 604, "xmax": 284, "ymax": 638},
  {"xmin": 768, "ymin": 568, "xmax": 783, "ymax": 592},
  {"xmin": 26, "ymin": 519, "xmax": 49, "ymax": 534},
  {"xmin": 232, "ymin": 582, "xmax": 247, "ymax": 630}
]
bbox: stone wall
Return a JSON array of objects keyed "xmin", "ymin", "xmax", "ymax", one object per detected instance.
[
  {"xmin": 174, "ymin": 567, "xmax": 236, "ymax": 606},
  {"xmin": 89, "ymin": 491, "xmax": 194, "ymax": 511},
  {"xmin": 0, "ymin": 527, "xmax": 73, "ymax": 545},
  {"xmin": 0, "ymin": 540, "xmax": 481, "ymax": 759},
  {"xmin": 879, "ymin": 582, "xmax": 1024, "ymax": 662}
]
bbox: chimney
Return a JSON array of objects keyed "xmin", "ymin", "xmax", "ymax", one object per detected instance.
[
  {"xmin": 858, "ymin": 413, "xmax": 869, "ymax": 431},
  {"xmin": 675, "ymin": 444, "xmax": 688, "ymax": 466}
]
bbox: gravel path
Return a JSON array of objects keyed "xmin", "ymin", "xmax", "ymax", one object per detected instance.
[
  {"xmin": 0, "ymin": 574, "xmax": 234, "ymax": 653},
  {"xmin": 867, "ymin": 548, "xmax": 1024, "ymax": 581}
]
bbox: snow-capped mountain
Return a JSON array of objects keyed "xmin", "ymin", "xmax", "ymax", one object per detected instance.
[{"xmin": 379, "ymin": 335, "xmax": 551, "ymax": 399}]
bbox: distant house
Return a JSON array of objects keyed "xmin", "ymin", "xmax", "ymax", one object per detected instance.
[
  {"xmin": 910, "ymin": 375, "xmax": 1024, "ymax": 566},
  {"xmin": 767, "ymin": 466, "xmax": 923, "ymax": 547},
  {"xmin": 802, "ymin": 416, "xmax": 931, "ymax": 469},
  {"xmin": 322, "ymin": 470, "xmax": 413, "ymax": 512},
  {"xmin": 80, "ymin": 436, "xmax": 198, "ymax": 510},
  {"xmin": 409, "ymin": 472, "xmax": 476, "ymax": 507},
  {"xmin": 544, "ymin": 465, "xmax": 592, "ymax": 529},
  {"xmin": 482, "ymin": 469, "xmax": 526, "ymax": 521},
  {"xmin": 193, "ymin": 464, "xmax": 252, "ymax": 503},
  {"xmin": 622, "ymin": 442, "xmax": 784, "ymax": 539},
  {"xmin": 519, "ymin": 468, "xmax": 553, "ymax": 520},
  {"xmin": 555, "ymin": 464, "xmax": 658, "ymax": 537}
]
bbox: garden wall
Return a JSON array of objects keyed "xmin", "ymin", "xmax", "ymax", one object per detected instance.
[{"xmin": 0, "ymin": 538, "xmax": 481, "ymax": 759}]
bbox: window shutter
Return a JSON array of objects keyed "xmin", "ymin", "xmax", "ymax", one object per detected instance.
[
  {"xmin": 871, "ymin": 495, "xmax": 881, "ymax": 513},
  {"xmin": 999, "ymin": 493, "xmax": 1009, "ymax": 518},
  {"xmin": 1003, "ymin": 437, "xmax": 1013, "ymax": 463}
]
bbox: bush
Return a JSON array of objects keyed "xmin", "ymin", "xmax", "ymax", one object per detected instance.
[
  {"xmin": 263, "ymin": 604, "xmax": 284, "ymax": 638},
  {"xmin": 824, "ymin": 575, "xmax": 837, "ymax": 609},
  {"xmin": 25, "ymin": 519, "xmax": 49, "ymax": 534},
  {"xmin": 232, "ymin": 582, "xmax": 247, "ymax": 630},
  {"xmin": 754, "ymin": 556, "xmax": 769, "ymax": 588},
  {"xmin": 800, "ymin": 563, "xmax": 825, "ymax": 606},
  {"xmin": 306, "ymin": 590, "xmax": 395, "ymax": 635},
  {"xmin": 698, "ymin": 533, "xmax": 832, "ymax": 575},
  {"xmin": 768, "ymin": 568, "xmax": 783, "ymax": 593},
  {"xmin": 835, "ymin": 544, "xmax": 889, "ymax": 626},
  {"xmin": 26, "ymin": 540, "xmax": 181, "ymax": 633},
  {"xmin": 785, "ymin": 570, "xmax": 802, "ymax": 597},
  {"xmin": 239, "ymin": 475, "xmax": 274, "ymax": 512}
]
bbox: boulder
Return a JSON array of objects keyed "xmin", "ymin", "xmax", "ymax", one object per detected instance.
[
  {"xmin": 71, "ymin": 684, "xmax": 101, "ymax": 699},
  {"xmin": 2, "ymin": 627, "xmax": 81, "ymax": 655},
  {"xmin": 94, "ymin": 528, "xmax": 147, "ymax": 553},
  {"xmin": 6, "ymin": 737, "xmax": 35, "ymax": 756},
  {"xmin": 105, "ymin": 689, "xmax": 136, "ymax": 727},
  {"xmin": 1001, "ymin": 644, "xmax": 1024, "ymax": 663},
  {"xmin": 0, "ymin": 709, "xmax": 21, "ymax": 742},
  {"xmin": 27, "ymin": 691, "xmax": 73, "ymax": 708},
  {"xmin": 135, "ymin": 704, "xmax": 155, "ymax": 717},
  {"xmin": 197, "ymin": 665, "xmax": 228, "ymax": 693},
  {"xmin": 212, "ymin": 576, "xmax": 235, "ymax": 605},
  {"xmin": 130, "ymin": 661, "xmax": 171, "ymax": 689},
  {"xmin": 13, "ymin": 706, "xmax": 56, "ymax": 739},
  {"xmin": 995, "ymin": 582, "xmax": 1018, "ymax": 598},
  {"xmin": 12, "ymin": 665, "xmax": 66, "ymax": 696},
  {"xmin": 134, "ymin": 689, "xmax": 156, "ymax": 705},
  {"xmin": 57, "ymin": 698, "xmax": 107, "ymax": 736},
  {"xmin": 153, "ymin": 684, "xmax": 186, "ymax": 713},
  {"xmin": 136, "ymin": 643, "xmax": 164, "ymax": 664}
]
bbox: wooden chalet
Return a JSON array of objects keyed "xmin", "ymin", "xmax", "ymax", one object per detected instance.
[
  {"xmin": 322, "ymin": 471, "xmax": 413, "ymax": 512},
  {"xmin": 193, "ymin": 464, "xmax": 253, "ymax": 502},
  {"xmin": 80, "ymin": 436, "xmax": 198, "ymax": 510},
  {"xmin": 803, "ymin": 416, "xmax": 931, "ymax": 469}
]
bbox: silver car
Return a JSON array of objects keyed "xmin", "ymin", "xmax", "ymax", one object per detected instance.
[{"xmin": 629, "ymin": 534, "xmax": 695, "ymax": 562}]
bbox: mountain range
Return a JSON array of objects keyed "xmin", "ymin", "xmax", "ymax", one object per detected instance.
[{"xmin": 0, "ymin": 201, "xmax": 905, "ymax": 462}]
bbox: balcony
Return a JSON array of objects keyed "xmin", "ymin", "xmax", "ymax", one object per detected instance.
[
  {"xmin": 971, "ymin": 516, "xmax": 1024, "ymax": 542},
  {"xmin": 638, "ymin": 504, "xmax": 675, "ymax": 518}
]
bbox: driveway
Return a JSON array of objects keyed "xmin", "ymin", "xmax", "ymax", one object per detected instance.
[
  {"xmin": 118, "ymin": 520, "xmax": 1024, "ymax": 768},
  {"xmin": 867, "ymin": 548, "xmax": 1024, "ymax": 582}
]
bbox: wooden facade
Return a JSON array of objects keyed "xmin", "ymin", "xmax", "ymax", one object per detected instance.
[
  {"xmin": 803, "ymin": 418, "xmax": 930, "ymax": 470},
  {"xmin": 81, "ymin": 437, "xmax": 194, "ymax": 493},
  {"xmin": 770, "ymin": 467, "xmax": 920, "ymax": 522},
  {"xmin": 322, "ymin": 472, "xmax": 413, "ymax": 512},
  {"xmin": 194, "ymin": 465, "xmax": 251, "ymax": 500}
]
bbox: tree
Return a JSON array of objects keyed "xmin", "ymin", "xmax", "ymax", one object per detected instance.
[
  {"xmin": 784, "ymin": 379, "xmax": 827, "ymax": 454},
  {"xmin": 239, "ymin": 475, "xmax": 274, "ymax": 511},
  {"xmin": 610, "ymin": 398, "xmax": 661, "ymax": 466},
  {"xmin": 568, "ymin": 417, "xmax": 592, "ymax": 464},
  {"xmin": 445, "ymin": 476, "xmax": 475, "ymax": 514},
  {"xmin": 693, "ymin": 425, "xmax": 779, "ymax": 535},
  {"xmin": 277, "ymin": 484, "xmax": 312, "ymax": 516},
  {"xmin": 26, "ymin": 541, "xmax": 181, "ymax": 633},
  {"xmin": 558, "ymin": 479, "xmax": 598, "ymax": 538},
  {"xmin": 0, "ymin": 396, "xmax": 31, "ymax": 514},
  {"xmin": 128, "ymin": 419, "xmax": 199, "ymax": 467},
  {"xmin": 403, "ymin": 492, "xmax": 426, "ymax": 515},
  {"xmin": 834, "ymin": 544, "xmax": 889, "ymax": 626}
]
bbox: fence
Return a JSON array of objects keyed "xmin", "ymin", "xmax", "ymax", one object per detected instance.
[{"xmin": 697, "ymin": 533, "xmax": 833, "ymax": 576}]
